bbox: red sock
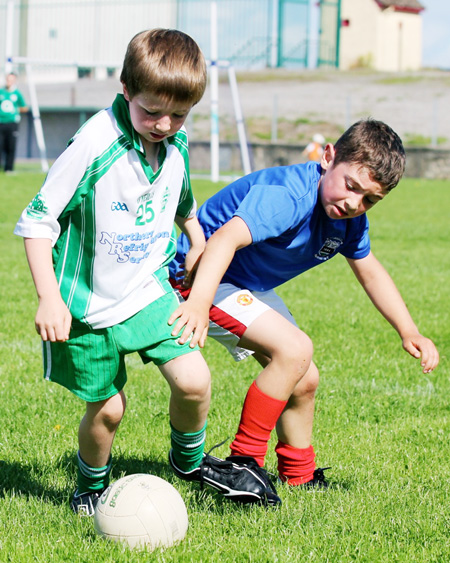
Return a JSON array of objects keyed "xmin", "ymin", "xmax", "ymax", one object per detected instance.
[
  {"xmin": 230, "ymin": 381, "xmax": 287, "ymax": 467},
  {"xmin": 275, "ymin": 440, "xmax": 316, "ymax": 485}
]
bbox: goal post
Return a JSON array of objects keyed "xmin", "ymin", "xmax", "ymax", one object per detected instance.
[
  {"xmin": 11, "ymin": 55, "xmax": 253, "ymax": 179},
  {"xmin": 208, "ymin": 0, "xmax": 252, "ymax": 181},
  {"xmin": 24, "ymin": 63, "xmax": 49, "ymax": 173},
  {"xmin": 4, "ymin": 0, "xmax": 253, "ymax": 179}
]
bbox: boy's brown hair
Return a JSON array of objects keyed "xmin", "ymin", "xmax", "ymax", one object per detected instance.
[
  {"xmin": 120, "ymin": 28, "xmax": 207, "ymax": 105},
  {"xmin": 333, "ymin": 119, "xmax": 406, "ymax": 190}
]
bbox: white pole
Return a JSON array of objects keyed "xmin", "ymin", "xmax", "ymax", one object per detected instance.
[
  {"xmin": 5, "ymin": 0, "xmax": 15, "ymax": 74},
  {"xmin": 210, "ymin": 1, "xmax": 219, "ymax": 182},
  {"xmin": 271, "ymin": 93, "xmax": 278, "ymax": 143},
  {"xmin": 228, "ymin": 65, "xmax": 251, "ymax": 176},
  {"xmin": 431, "ymin": 98, "xmax": 438, "ymax": 148},
  {"xmin": 270, "ymin": 0, "xmax": 279, "ymax": 68},
  {"xmin": 25, "ymin": 63, "xmax": 49, "ymax": 173}
]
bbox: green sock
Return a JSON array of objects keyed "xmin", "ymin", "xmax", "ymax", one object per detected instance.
[
  {"xmin": 170, "ymin": 421, "xmax": 207, "ymax": 472},
  {"xmin": 77, "ymin": 451, "xmax": 112, "ymax": 494}
]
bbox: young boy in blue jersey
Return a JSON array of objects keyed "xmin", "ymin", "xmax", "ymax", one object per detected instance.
[
  {"xmin": 169, "ymin": 119, "xmax": 440, "ymax": 499},
  {"xmin": 15, "ymin": 29, "xmax": 278, "ymax": 515}
]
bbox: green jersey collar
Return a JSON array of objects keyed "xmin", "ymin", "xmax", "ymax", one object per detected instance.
[
  {"xmin": 112, "ymin": 93, "xmax": 143, "ymax": 154},
  {"xmin": 112, "ymin": 93, "xmax": 166, "ymax": 180}
]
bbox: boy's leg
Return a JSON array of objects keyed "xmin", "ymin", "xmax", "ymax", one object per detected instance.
[
  {"xmin": 229, "ymin": 309, "xmax": 313, "ymax": 466},
  {"xmin": 133, "ymin": 290, "xmax": 280, "ymax": 505},
  {"xmin": 78, "ymin": 390, "xmax": 127, "ymax": 469},
  {"xmin": 238, "ymin": 352, "xmax": 320, "ymax": 485},
  {"xmin": 160, "ymin": 350, "xmax": 281, "ymax": 506},
  {"xmin": 177, "ymin": 282, "xmax": 321, "ymax": 483},
  {"xmin": 202, "ymin": 285, "xmax": 324, "ymax": 485},
  {"xmin": 275, "ymin": 362, "xmax": 320, "ymax": 485},
  {"xmin": 158, "ymin": 351, "xmax": 210, "ymax": 472},
  {"xmin": 4, "ymin": 124, "xmax": 18, "ymax": 172},
  {"xmin": 274, "ymin": 360, "xmax": 318, "ymax": 449},
  {"xmin": 72, "ymin": 390, "xmax": 126, "ymax": 516},
  {"xmin": 232, "ymin": 322, "xmax": 324, "ymax": 485}
]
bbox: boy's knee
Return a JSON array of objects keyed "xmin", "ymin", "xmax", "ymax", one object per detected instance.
[
  {"xmin": 162, "ymin": 352, "xmax": 211, "ymax": 402},
  {"xmin": 175, "ymin": 372, "xmax": 211, "ymax": 403},
  {"xmin": 293, "ymin": 363, "xmax": 319, "ymax": 398},
  {"xmin": 91, "ymin": 391, "xmax": 126, "ymax": 430},
  {"xmin": 273, "ymin": 330, "xmax": 314, "ymax": 373},
  {"xmin": 101, "ymin": 405, "xmax": 125, "ymax": 431}
]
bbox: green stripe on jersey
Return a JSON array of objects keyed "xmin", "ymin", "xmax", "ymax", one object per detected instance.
[
  {"xmin": 59, "ymin": 135, "xmax": 130, "ymax": 221},
  {"xmin": 55, "ymin": 188, "xmax": 96, "ymax": 323},
  {"xmin": 54, "ymin": 136, "xmax": 129, "ymax": 325},
  {"xmin": 167, "ymin": 130, "xmax": 195, "ymax": 218}
]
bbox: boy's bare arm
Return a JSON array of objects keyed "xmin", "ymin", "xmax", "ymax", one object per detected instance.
[
  {"xmin": 24, "ymin": 238, "xmax": 72, "ymax": 342},
  {"xmin": 168, "ymin": 216, "xmax": 252, "ymax": 347},
  {"xmin": 175, "ymin": 215, "xmax": 206, "ymax": 288},
  {"xmin": 347, "ymin": 252, "xmax": 439, "ymax": 373}
]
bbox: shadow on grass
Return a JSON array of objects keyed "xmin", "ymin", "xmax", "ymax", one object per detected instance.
[
  {"xmin": 0, "ymin": 453, "xmax": 173, "ymax": 502},
  {"xmin": 0, "ymin": 458, "xmax": 67, "ymax": 504},
  {"xmin": 0, "ymin": 452, "xmax": 250, "ymax": 513}
]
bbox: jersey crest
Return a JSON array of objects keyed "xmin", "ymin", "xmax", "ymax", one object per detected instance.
[{"xmin": 315, "ymin": 237, "xmax": 343, "ymax": 261}]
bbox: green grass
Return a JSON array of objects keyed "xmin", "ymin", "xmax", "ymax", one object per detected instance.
[
  {"xmin": 374, "ymin": 76, "xmax": 426, "ymax": 85},
  {"xmin": 1, "ymin": 172, "xmax": 449, "ymax": 562},
  {"xmin": 403, "ymin": 134, "xmax": 448, "ymax": 147}
]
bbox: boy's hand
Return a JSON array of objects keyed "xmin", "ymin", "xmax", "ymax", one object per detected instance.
[
  {"xmin": 35, "ymin": 295, "xmax": 72, "ymax": 342},
  {"xmin": 168, "ymin": 300, "xmax": 209, "ymax": 348},
  {"xmin": 402, "ymin": 333, "xmax": 439, "ymax": 374}
]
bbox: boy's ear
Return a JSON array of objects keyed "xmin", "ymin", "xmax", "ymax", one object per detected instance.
[
  {"xmin": 320, "ymin": 143, "xmax": 335, "ymax": 170},
  {"xmin": 122, "ymin": 82, "xmax": 131, "ymax": 102}
]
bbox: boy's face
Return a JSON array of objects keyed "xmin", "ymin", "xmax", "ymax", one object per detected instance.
[
  {"xmin": 6, "ymin": 74, "xmax": 17, "ymax": 89},
  {"xmin": 318, "ymin": 144, "xmax": 388, "ymax": 220},
  {"xmin": 123, "ymin": 84, "xmax": 192, "ymax": 145}
]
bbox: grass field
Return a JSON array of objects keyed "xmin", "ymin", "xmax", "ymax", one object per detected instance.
[{"xmin": 0, "ymin": 171, "xmax": 449, "ymax": 562}]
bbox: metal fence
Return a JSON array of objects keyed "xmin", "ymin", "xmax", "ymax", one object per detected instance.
[
  {"xmin": 1, "ymin": 0, "xmax": 312, "ymax": 79},
  {"xmin": 317, "ymin": 0, "xmax": 340, "ymax": 68}
]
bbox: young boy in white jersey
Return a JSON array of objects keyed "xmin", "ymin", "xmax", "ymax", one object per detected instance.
[
  {"xmin": 15, "ymin": 29, "xmax": 279, "ymax": 515},
  {"xmin": 169, "ymin": 119, "xmax": 440, "ymax": 502}
]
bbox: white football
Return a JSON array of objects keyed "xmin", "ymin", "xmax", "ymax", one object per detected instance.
[{"xmin": 94, "ymin": 473, "xmax": 188, "ymax": 550}]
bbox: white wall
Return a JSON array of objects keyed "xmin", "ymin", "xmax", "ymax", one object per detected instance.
[
  {"xmin": 339, "ymin": 0, "xmax": 422, "ymax": 71},
  {"xmin": 340, "ymin": 0, "xmax": 379, "ymax": 69},
  {"xmin": 18, "ymin": 0, "xmax": 177, "ymax": 82},
  {"xmin": 376, "ymin": 10, "xmax": 422, "ymax": 71}
]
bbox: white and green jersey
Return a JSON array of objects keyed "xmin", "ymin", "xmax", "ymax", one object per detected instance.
[
  {"xmin": 0, "ymin": 87, "xmax": 26, "ymax": 124},
  {"xmin": 15, "ymin": 94, "xmax": 196, "ymax": 329}
]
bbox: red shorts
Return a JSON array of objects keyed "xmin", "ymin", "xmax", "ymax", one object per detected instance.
[{"xmin": 171, "ymin": 280, "xmax": 297, "ymax": 361}]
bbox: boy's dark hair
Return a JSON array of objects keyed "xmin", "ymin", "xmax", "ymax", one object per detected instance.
[
  {"xmin": 333, "ymin": 119, "xmax": 406, "ymax": 190},
  {"xmin": 120, "ymin": 28, "xmax": 206, "ymax": 105}
]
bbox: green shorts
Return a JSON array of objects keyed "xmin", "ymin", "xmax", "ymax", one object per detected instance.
[{"xmin": 42, "ymin": 292, "xmax": 198, "ymax": 403}]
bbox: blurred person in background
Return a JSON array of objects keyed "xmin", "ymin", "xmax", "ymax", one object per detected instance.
[
  {"xmin": 303, "ymin": 133, "xmax": 325, "ymax": 162},
  {"xmin": 0, "ymin": 72, "xmax": 28, "ymax": 173}
]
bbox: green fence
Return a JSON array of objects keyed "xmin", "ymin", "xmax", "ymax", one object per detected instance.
[
  {"xmin": 0, "ymin": 0, "xmax": 313, "ymax": 74},
  {"xmin": 317, "ymin": 0, "xmax": 341, "ymax": 68}
]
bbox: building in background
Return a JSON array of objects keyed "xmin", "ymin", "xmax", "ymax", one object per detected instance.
[
  {"xmin": 319, "ymin": 0, "xmax": 424, "ymax": 71},
  {"xmin": 0, "ymin": 0, "xmax": 426, "ymax": 82},
  {"xmin": 1, "ymin": 0, "xmax": 313, "ymax": 81}
]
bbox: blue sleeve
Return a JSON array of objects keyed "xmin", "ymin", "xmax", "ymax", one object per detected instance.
[
  {"xmin": 234, "ymin": 185, "xmax": 304, "ymax": 243},
  {"xmin": 339, "ymin": 215, "xmax": 371, "ymax": 259}
]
